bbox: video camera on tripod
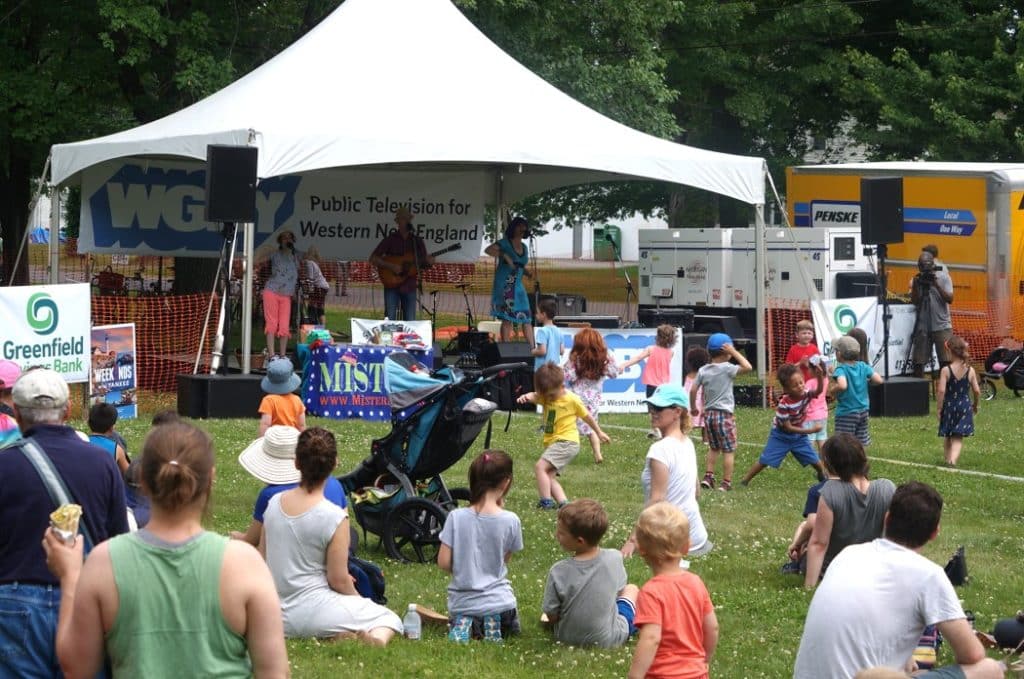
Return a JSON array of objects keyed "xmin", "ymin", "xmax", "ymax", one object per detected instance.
[{"xmin": 915, "ymin": 262, "xmax": 943, "ymax": 288}]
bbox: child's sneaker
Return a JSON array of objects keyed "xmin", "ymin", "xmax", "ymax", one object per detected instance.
[
  {"xmin": 448, "ymin": 615, "xmax": 472, "ymax": 644},
  {"xmin": 482, "ymin": 614, "xmax": 503, "ymax": 643},
  {"xmin": 700, "ymin": 472, "xmax": 715, "ymax": 490},
  {"xmin": 780, "ymin": 560, "xmax": 803, "ymax": 575},
  {"xmin": 557, "ymin": 500, "xmax": 570, "ymax": 509},
  {"xmin": 718, "ymin": 479, "xmax": 732, "ymax": 492},
  {"xmin": 536, "ymin": 498, "xmax": 557, "ymax": 510},
  {"xmin": 646, "ymin": 428, "xmax": 662, "ymax": 441}
]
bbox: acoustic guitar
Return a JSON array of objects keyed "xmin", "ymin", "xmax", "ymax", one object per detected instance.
[{"xmin": 377, "ymin": 243, "xmax": 462, "ymax": 289}]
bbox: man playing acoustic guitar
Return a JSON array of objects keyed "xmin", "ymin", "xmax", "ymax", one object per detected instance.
[{"xmin": 369, "ymin": 206, "xmax": 435, "ymax": 321}]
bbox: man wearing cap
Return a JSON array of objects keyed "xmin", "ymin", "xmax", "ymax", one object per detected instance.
[
  {"xmin": 0, "ymin": 368, "xmax": 129, "ymax": 677},
  {"xmin": 368, "ymin": 206, "xmax": 434, "ymax": 321},
  {"xmin": 794, "ymin": 482, "xmax": 1002, "ymax": 679}
]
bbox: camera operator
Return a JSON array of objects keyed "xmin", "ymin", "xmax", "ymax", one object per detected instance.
[{"xmin": 909, "ymin": 250, "xmax": 954, "ymax": 378}]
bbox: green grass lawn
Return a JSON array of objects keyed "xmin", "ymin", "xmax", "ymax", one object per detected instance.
[{"xmin": 111, "ymin": 387, "xmax": 1024, "ymax": 678}]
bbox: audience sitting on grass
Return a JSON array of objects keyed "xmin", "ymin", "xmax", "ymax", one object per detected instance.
[
  {"xmin": 231, "ymin": 425, "xmax": 346, "ymax": 547},
  {"xmin": 622, "ymin": 384, "xmax": 712, "ymax": 560},
  {"xmin": 628, "ymin": 502, "xmax": 718, "ymax": 679},
  {"xmin": 260, "ymin": 427, "xmax": 403, "ymax": 645},
  {"xmin": 43, "ymin": 421, "xmax": 288, "ymax": 678},
  {"xmin": 794, "ymin": 481, "xmax": 1002, "ymax": 679},
  {"xmin": 542, "ymin": 499, "xmax": 638, "ymax": 648},
  {"xmin": 88, "ymin": 402, "xmax": 130, "ymax": 474},
  {"xmin": 802, "ymin": 433, "xmax": 895, "ymax": 588}
]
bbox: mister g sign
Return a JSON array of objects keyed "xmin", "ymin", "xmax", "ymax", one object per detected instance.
[{"xmin": 0, "ymin": 284, "xmax": 91, "ymax": 383}]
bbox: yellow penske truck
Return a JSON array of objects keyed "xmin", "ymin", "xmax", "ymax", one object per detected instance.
[{"xmin": 786, "ymin": 162, "xmax": 1024, "ymax": 337}]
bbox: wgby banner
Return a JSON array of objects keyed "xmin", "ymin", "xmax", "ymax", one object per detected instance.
[
  {"xmin": 0, "ymin": 284, "xmax": 90, "ymax": 383},
  {"xmin": 79, "ymin": 158, "xmax": 486, "ymax": 261},
  {"xmin": 560, "ymin": 327, "xmax": 684, "ymax": 413},
  {"xmin": 811, "ymin": 297, "xmax": 934, "ymax": 375},
  {"xmin": 89, "ymin": 324, "xmax": 138, "ymax": 419}
]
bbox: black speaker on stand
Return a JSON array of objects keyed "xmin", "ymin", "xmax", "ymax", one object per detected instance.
[
  {"xmin": 860, "ymin": 177, "xmax": 905, "ymax": 394},
  {"xmin": 205, "ymin": 145, "xmax": 258, "ymax": 223}
]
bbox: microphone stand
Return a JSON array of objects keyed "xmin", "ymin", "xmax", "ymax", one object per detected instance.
[
  {"xmin": 606, "ymin": 234, "xmax": 636, "ymax": 326},
  {"xmin": 529, "ymin": 230, "xmax": 541, "ymax": 321},
  {"xmin": 421, "ymin": 290, "xmax": 439, "ymax": 344}
]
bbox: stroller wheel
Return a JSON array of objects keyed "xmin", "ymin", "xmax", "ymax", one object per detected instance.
[
  {"xmin": 981, "ymin": 379, "xmax": 997, "ymax": 401},
  {"xmin": 383, "ymin": 498, "xmax": 448, "ymax": 564}
]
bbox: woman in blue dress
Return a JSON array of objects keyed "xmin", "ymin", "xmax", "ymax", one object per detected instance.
[{"xmin": 485, "ymin": 216, "xmax": 534, "ymax": 344}]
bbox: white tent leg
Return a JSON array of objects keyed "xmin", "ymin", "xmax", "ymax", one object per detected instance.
[
  {"xmin": 242, "ymin": 221, "xmax": 254, "ymax": 373},
  {"xmin": 754, "ymin": 206, "xmax": 767, "ymax": 407},
  {"xmin": 49, "ymin": 188, "xmax": 60, "ymax": 284}
]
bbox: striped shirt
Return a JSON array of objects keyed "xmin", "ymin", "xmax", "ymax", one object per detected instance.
[{"xmin": 774, "ymin": 391, "xmax": 812, "ymax": 429}]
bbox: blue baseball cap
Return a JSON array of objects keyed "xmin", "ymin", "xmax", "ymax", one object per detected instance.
[
  {"xmin": 707, "ymin": 333, "xmax": 733, "ymax": 351},
  {"xmin": 645, "ymin": 384, "xmax": 689, "ymax": 409}
]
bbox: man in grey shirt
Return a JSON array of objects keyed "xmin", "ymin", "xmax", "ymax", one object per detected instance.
[
  {"xmin": 542, "ymin": 500, "xmax": 638, "ymax": 648},
  {"xmin": 910, "ymin": 250, "xmax": 954, "ymax": 377}
]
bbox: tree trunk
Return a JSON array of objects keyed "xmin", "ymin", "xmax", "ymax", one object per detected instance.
[{"xmin": 0, "ymin": 151, "xmax": 33, "ymax": 285}]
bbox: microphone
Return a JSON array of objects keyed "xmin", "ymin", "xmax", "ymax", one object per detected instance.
[
  {"xmin": 604, "ymin": 233, "xmax": 615, "ymax": 243},
  {"xmin": 430, "ymin": 290, "xmax": 440, "ymax": 296},
  {"xmin": 455, "ymin": 282, "xmax": 472, "ymax": 290}
]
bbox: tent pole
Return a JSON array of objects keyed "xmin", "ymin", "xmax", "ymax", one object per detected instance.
[
  {"xmin": 754, "ymin": 206, "xmax": 767, "ymax": 408},
  {"xmin": 49, "ymin": 185, "xmax": 61, "ymax": 284},
  {"xmin": 241, "ymin": 221, "xmax": 254, "ymax": 373}
]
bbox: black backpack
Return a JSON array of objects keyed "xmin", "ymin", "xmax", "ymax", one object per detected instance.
[{"xmin": 348, "ymin": 554, "xmax": 387, "ymax": 605}]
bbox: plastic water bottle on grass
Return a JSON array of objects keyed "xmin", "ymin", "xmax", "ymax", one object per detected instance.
[{"xmin": 403, "ymin": 603, "xmax": 422, "ymax": 640}]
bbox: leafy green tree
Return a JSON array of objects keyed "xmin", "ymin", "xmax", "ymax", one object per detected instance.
[{"xmin": 843, "ymin": 1, "xmax": 1024, "ymax": 161}]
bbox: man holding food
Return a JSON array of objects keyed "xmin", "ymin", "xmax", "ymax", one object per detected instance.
[{"xmin": 0, "ymin": 368, "xmax": 129, "ymax": 677}]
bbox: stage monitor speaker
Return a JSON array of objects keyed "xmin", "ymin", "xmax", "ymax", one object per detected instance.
[
  {"xmin": 553, "ymin": 315, "xmax": 620, "ymax": 329},
  {"xmin": 456, "ymin": 330, "xmax": 490, "ymax": 355},
  {"xmin": 639, "ymin": 307, "xmax": 695, "ymax": 332},
  {"xmin": 177, "ymin": 373, "xmax": 265, "ymax": 419},
  {"xmin": 682, "ymin": 332, "xmax": 711, "ymax": 353},
  {"xmin": 869, "ymin": 377, "xmax": 929, "ymax": 417},
  {"xmin": 860, "ymin": 176, "xmax": 904, "ymax": 245},
  {"xmin": 205, "ymin": 145, "xmax": 258, "ymax": 223},
  {"xmin": 477, "ymin": 342, "xmax": 534, "ymax": 411},
  {"xmin": 836, "ymin": 272, "xmax": 880, "ymax": 299}
]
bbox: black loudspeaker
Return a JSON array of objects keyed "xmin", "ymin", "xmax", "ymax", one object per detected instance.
[
  {"xmin": 638, "ymin": 307, "xmax": 695, "ymax": 332},
  {"xmin": 682, "ymin": 333, "xmax": 711, "ymax": 353},
  {"xmin": 477, "ymin": 342, "xmax": 534, "ymax": 411},
  {"xmin": 177, "ymin": 373, "xmax": 265, "ymax": 419},
  {"xmin": 835, "ymin": 272, "xmax": 881, "ymax": 299},
  {"xmin": 860, "ymin": 177, "xmax": 904, "ymax": 245},
  {"xmin": 205, "ymin": 145, "xmax": 258, "ymax": 223},
  {"xmin": 869, "ymin": 377, "xmax": 930, "ymax": 417},
  {"xmin": 457, "ymin": 331, "xmax": 490, "ymax": 355}
]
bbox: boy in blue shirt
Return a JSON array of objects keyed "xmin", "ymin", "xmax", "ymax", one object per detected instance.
[
  {"xmin": 531, "ymin": 298, "xmax": 564, "ymax": 371},
  {"xmin": 829, "ymin": 335, "xmax": 884, "ymax": 447}
]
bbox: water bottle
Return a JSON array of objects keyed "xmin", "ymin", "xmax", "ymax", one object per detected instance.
[{"xmin": 403, "ymin": 603, "xmax": 422, "ymax": 640}]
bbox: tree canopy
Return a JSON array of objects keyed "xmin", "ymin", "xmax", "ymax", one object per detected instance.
[{"xmin": 2, "ymin": 0, "xmax": 1022, "ymax": 273}]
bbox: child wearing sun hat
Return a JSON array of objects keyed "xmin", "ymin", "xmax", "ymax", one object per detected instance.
[{"xmin": 258, "ymin": 356, "xmax": 306, "ymax": 436}]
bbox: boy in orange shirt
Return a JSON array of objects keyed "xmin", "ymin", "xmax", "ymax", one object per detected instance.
[
  {"xmin": 628, "ymin": 502, "xmax": 719, "ymax": 679},
  {"xmin": 258, "ymin": 356, "xmax": 307, "ymax": 435}
]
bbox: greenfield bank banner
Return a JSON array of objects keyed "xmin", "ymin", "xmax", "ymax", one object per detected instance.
[
  {"xmin": 79, "ymin": 158, "xmax": 486, "ymax": 262},
  {"xmin": 811, "ymin": 297, "xmax": 933, "ymax": 375},
  {"xmin": 0, "ymin": 284, "xmax": 90, "ymax": 383}
]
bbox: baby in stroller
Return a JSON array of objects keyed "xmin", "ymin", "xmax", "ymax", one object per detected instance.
[{"xmin": 981, "ymin": 346, "xmax": 1024, "ymax": 400}]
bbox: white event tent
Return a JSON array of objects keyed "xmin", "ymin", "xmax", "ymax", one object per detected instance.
[{"xmin": 48, "ymin": 0, "xmax": 771, "ymax": 373}]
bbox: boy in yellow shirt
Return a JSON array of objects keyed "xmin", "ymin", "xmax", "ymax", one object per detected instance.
[{"xmin": 518, "ymin": 362, "xmax": 610, "ymax": 509}]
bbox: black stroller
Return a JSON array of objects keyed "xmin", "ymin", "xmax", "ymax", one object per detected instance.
[
  {"xmin": 981, "ymin": 347, "xmax": 1024, "ymax": 400},
  {"xmin": 339, "ymin": 352, "xmax": 525, "ymax": 562}
]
